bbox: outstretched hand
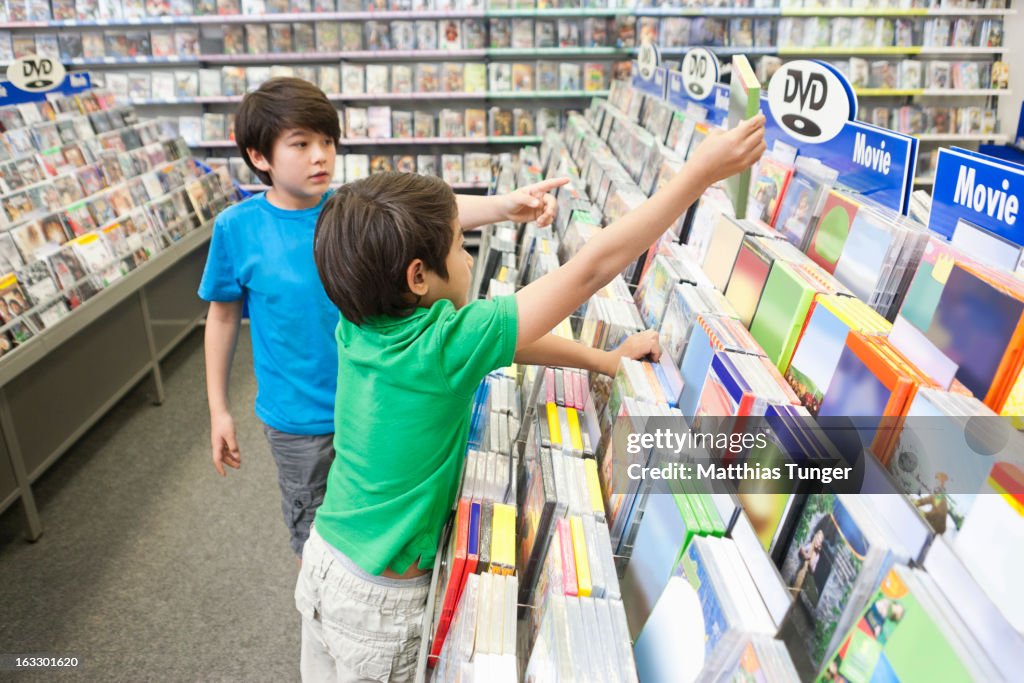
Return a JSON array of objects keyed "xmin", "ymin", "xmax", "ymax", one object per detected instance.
[
  {"xmin": 689, "ymin": 114, "xmax": 767, "ymax": 186},
  {"xmin": 501, "ymin": 177, "xmax": 571, "ymax": 227},
  {"xmin": 600, "ymin": 329, "xmax": 662, "ymax": 377}
]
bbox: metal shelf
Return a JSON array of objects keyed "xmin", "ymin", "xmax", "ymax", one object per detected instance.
[
  {"xmin": 914, "ymin": 133, "xmax": 1008, "ymax": 142},
  {"xmin": 1, "ymin": 4, "xmax": 1015, "ymax": 30},
  {"xmin": 190, "ymin": 135, "xmax": 540, "ymax": 147},
  {"xmin": 780, "ymin": 6, "xmax": 1015, "ymax": 15},
  {"xmin": 0, "ymin": 225, "xmax": 211, "ymax": 385},
  {"xmin": 854, "ymin": 88, "xmax": 1013, "ymax": 97},
  {"xmin": 126, "ymin": 90, "xmax": 606, "ymax": 105},
  {"xmin": 778, "ymin": 45, "xmax": 1012, "ymax": 55},
  {"xmin": 240, "ymin": 181, "xmax": 489, "ymax": 191}
]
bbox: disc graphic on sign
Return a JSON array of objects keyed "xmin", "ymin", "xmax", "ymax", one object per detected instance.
[
  {"xmin": 637, "ymin": 40, "xmax": 660, "ymax": 81},
  {"xmin": 767, "ymin": 60, "xmax": 855, "ymax": 145},
  {"xmin": 6, "ymin": 55, "xmax": 67, "ymax": 93},
  {"xmin": 681, "ymin": 48, "xmax": 719, "ymax": 102}
]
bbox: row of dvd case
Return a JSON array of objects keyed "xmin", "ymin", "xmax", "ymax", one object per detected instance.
[
  {"xmin": 89, "ymin": 62, "xmax": 624, "ymax": 102},
  {"xmin": 532, "ymin": 80, "xmax": 1020, "ymax": 679},
  {"xmin": 1, "ymin": 0, "xmax": 1010, "ymax": 22},
  {"xmin": 840, "ymin": 58, "xmax": 1009, "ymax": 91},
  {"xmin": 0, "ymin": 16, "xmax": 643, "ymax": 62},
  {"xmin": 776, "ymin": 16, "xmax": 1002, "ymax": 49},
  {"xmin": 0, "ymin": 90, "xmax": 238, "ymax": 356},
  {"xmin": 210, "ymin": 151, "xmax": 498, "ymax": 186},
  {"xmin": 0, "ymin": 0, "xmax": 654, "ymax": 22}
]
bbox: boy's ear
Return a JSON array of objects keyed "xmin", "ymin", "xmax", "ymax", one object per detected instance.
[
  {"xmin": 406, "ymin": 259, "xmax": 429, "ymax": 297},
  {"xmin": 247, "ymin": 147, "xmax": 271, "ymax": 172}
]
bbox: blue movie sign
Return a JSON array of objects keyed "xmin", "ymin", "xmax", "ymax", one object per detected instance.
[
  {"xmin": 0, "ymin": 72, "xmax": 92, "ymax": 106},
  {"xmin": 632, "ymin": 63, "xmax": 668, "ymax": 98},
  {"xmin": 929, "ymin": 147, "xmax": 1024, "ymax": 244},
  {"xmin": 761, "ymin": 104, "xmax": 917, "ymax": 215}
]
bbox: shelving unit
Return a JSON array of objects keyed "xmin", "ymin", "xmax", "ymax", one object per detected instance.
[
  {"xmin": 188, "ymin": 135, "xmax": 541, "ymax": 148},
  {"xmin": 0, "ymin": 5, "xmax": 1014, "ymax": 28},
  {"xmin": 1, "ymin": 0, "xmax": 1012, "ymax": 190},
  {"xmin": 0, "ymin": 225, "xmax": 212, "ymax": 540},
  {"xmin": 854, "ymin": 88, "xmax": 1012, "ymax": 96}
]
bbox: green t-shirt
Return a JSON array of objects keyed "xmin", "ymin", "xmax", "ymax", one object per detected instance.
[{"xmin": 315, "ymin": 295, "xmax": 518, "ymax": 575}]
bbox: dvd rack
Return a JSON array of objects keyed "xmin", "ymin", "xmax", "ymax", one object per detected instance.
[
  {"xmin": 0, "ymin": 86, "xmax": 241, "ymax": 540},
  {"xmin": 2, "ymin": 0, "xmax": 1012, "ymax": 193},
  {"xmin": 415, "ymin": 71, "xmax": 1024, "ymax": 679},
  {"xmin": 557, "ymin": 78, "xmax": 1018, "ymax": 679}
]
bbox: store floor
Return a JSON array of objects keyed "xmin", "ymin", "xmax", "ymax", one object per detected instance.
[{"xmin": 0, "ymin": 326, "xmax": 301, "ymax": 682}]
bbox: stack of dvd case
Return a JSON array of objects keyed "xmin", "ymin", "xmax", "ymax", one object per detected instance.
[
  {"xmin": 0, "ymin": 89, "xmax": 237, "ymax": 352},
  {"xmin": 633, "ymin": 536, "xmax": 784, "ymax": 681}
]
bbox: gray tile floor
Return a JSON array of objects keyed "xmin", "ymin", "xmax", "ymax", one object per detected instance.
[{"xmin": 0, "ymin": 327, "xmax": 301, "ymax": 682}]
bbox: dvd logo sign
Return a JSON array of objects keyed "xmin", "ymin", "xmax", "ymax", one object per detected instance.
[
  {"xmin": 6, "ymin": 55, "xmax": 66, "ymax": 93},
  {"xmin": 636, "ymin": 40, "xmax": 660, "ymax": 80},
  {"xmin": 767, "ymin": 60, "xmax": 852, "ymax": 144},
  {"xmin": 681, "ymin": 48, "xmax": 719, "ymax": 102}
]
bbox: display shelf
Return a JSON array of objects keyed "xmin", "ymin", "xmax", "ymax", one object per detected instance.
[
  {"xmin": 3, "ymin": 5, "xmax": 1013, "ymax": 29},
  {"xmin": 780, "ymin": 6, "xmax": 1015, "ymax": 15},
  {"xmin": 199, "ymin": 49, "xmax": 487, "ymax": 64},
  {"xmin": 854, "ymin": 88, "xmax": 1014, "ymax": 97},
  {"xmin": 918, "ymin": 46, "xmax": 1013, "ymax": 54},
  {"xmin": 239, "ymin": 181, "xmax": 489, "ymax": 192},
  {"xmin": 915, "ymin": 133, "xmax": 1008, "ymax": 141},
  {"xmin": 482, "ymin": 7, "xmax": 628, "ymax": 17},
  {"xmin": 63, "ymin": 55, "xmax": 201, "ymax": 66},
  {"xmin": 654, "ymin": 46, "xmax": 777, "ymax": 56},
  {"xmin": 0, "ymin": 223, "xmax": 212, "ymax": 540},
  {"xmin": 126, "ymin": 90, "xmax": 607, "ymax": 106},
  {"xmin": 337, "ymin": 135, "xmax": 542, "ymax": 145},
  {"xmin": 190, "ymin": 135, "xmax": 540, "ymax": 148},
  {"xmin": 485, "ymin": 46, "xmax": 629, "ymax": 57},
  {"xmin": 634, "ymin": 6, "xmax": 780, "ymax": 15},
  {"xmin": 778, "ymin": 45, "xmax": 1012, "ymax": 55},
  {"xmin": 0, "ymin": 225, "xmax": 211, "ymax": 385}
]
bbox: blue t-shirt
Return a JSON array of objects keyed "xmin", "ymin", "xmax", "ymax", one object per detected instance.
[{"xmin": 198, "ymin": 192, "xmax": 337, "ymax": 435}]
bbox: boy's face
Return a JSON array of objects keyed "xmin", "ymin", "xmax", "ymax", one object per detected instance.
[
  {"xmin": 250, "ymin": 128, "xmax": 336, "ymax": 205},
  {"xmin": 421, "ymin": 218, "xmax": 473, "ymax": 310}
]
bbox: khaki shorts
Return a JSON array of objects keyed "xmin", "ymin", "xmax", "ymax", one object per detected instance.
[{"xmin": 295, "ymin": 526, "xmax": 430, "ymax": 682}]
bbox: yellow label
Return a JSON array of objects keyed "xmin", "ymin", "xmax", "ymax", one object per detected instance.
[
  {"xmin": 546, "ymin": 402, "xmax": 561, "ymax": 446},
  {"xmin": 584, "ymin": 459, "xmax": 605, "ymax": 516},
  {"xmin": 570, "ymin": 516, "xmax": 592, "ymax": 598},
  {"xmin": 567, "ymin": 407, "xmax": 583, "ymax": 453},
  {"xmin": 490, "ymin": 503, "xmax": 517, "ymax": 572}
]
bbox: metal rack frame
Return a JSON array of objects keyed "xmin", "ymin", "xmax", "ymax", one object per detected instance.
[{"xmin": 0, "ymin": 224, "xmax": 212, "ymax": 540}]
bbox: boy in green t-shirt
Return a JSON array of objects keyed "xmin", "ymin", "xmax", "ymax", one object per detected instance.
[{"xmin": 297, "ymin": 115, "xmax": 766, "ymax": 681}]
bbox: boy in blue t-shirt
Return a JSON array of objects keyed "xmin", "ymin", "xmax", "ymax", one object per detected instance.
[
  {"xmin": 199, "ymin": 78, "xmax": 575, "ymax": 557},
  {"xmin": 298, "ymin": 116, "xmax": 766, "ymax": 679}
]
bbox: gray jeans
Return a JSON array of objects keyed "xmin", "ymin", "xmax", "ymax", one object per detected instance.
[{"xmin": 262, "ymin": 424, "xmax": 335, "ymax": 555}]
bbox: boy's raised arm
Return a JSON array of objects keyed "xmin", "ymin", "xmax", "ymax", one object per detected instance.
[
  {"xmin": 514, "ymin": 330, "xmax": 660, "ymax": 377},
  {"xmin": 514, "ymin": 115, "xmax": 766, "ymax": 350}
]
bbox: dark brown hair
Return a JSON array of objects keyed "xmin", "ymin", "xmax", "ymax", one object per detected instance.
[
  {"xmin": 234, "ymin": 78, "xmax": 340, "ymax": 185},
  {"xmin": 314, "ymin": 172, "xmax": 458, "ymax": 325}
]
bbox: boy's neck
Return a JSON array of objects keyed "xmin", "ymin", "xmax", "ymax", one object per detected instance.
[{"xmin": 265, "ymin": 186, "xmax": 324, "ymax": 211}]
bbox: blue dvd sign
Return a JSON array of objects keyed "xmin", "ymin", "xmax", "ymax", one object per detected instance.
[
  {"xmin": 0, "ymin": 72, "xmax": 91, "ymax": 106},
  {"xmin": 929, "ymin": 147, "xmax": 1024, "ymax": 244},
  {"xmin": 632, "ymin": 61, "xmax": 668, "ymax": 98},
  {"xmin": 762, "ymin": 106, "xmax": 917, "ymax": 215}
]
